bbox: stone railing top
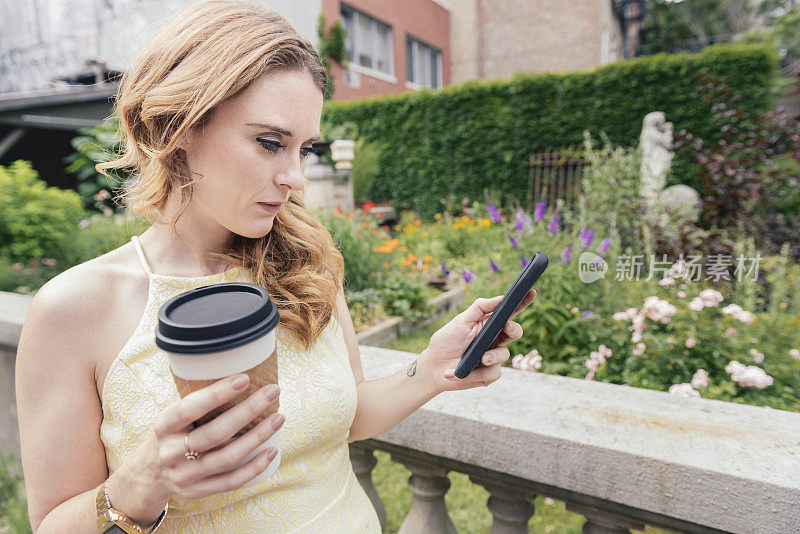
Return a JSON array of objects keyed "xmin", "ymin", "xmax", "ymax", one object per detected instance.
[
  {"xmin": 358, "ymin": 345, "xmax": 800, "ymax": 533},
  {"xmin": 0, "ymin": 290, "xmax": 32, "ymax": 348}
]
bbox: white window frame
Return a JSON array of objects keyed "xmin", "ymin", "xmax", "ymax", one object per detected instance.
[
  {"xmin": 340, "ymin": 4, "xmax": 395, "ymax": 80},
  {"xmin": 406, "ymin": 35, "xmax": 442, "ymax": 89}
]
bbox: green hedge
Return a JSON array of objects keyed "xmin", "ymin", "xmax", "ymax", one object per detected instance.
[{"xmin": 322, "ymin": 43, "xmax": 779, "ymax": 218}]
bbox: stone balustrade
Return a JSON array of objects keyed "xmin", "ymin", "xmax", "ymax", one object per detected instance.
[
  {"xmin": 2, "ymin": 290, "xmax": 799, "ymax": 533},
  {"xmin": 349, "ymin": 345, "xmax": 800, "ymax": 534}
]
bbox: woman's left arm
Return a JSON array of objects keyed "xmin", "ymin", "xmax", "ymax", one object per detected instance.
[{"xmin": 337, "ymin": 286, "xmax": 536, "ymax": 443}]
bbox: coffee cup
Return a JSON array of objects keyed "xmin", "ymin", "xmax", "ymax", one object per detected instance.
[{"xmin": 155, "ymin": 282, "xmax": 281, "ymax": 488}]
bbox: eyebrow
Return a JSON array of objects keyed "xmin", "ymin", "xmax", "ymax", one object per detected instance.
[{"xmin": 246, "ymin": 122, "xmax": 321, "ymax": 143}]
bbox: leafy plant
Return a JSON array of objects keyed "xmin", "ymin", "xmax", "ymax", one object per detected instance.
[
  {"xmin": 377, "ymin": 270, "xmax": 436, "ymax": 323},
  {"xmin": 675, "ymin": 74, "xmax": 800, "ymax": 258},
  {"xmin": 0, "ymin": 453, "xmax": 31, "ymax": 534},
  {"xmin": 0, "ymin": 160, "xmax": 86, "ymax": 263},
  {"xmin": 316, "ymin": 12, "xmax": 348, "ymax": 101},
  {"xmin": 64, "ymin": 112, "xmax": 127, "ymax": 213}
]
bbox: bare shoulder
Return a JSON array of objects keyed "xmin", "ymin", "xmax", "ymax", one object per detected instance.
[{"xmin": 20, "ymin": 242, "xmax": 145, "ymax": 371}]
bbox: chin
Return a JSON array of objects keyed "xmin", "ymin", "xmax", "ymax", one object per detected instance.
[{"xmin": 238, "ymin": 221, "xmax": 274, "ymax": 240}]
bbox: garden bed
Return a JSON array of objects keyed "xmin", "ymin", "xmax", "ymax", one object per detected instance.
[{"xmin": 356, "ymin": 287, "xmax": 464, "ymax": 347}]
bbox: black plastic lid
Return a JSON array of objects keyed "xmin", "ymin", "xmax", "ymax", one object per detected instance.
[{"xmin": 155, "ymin": 282, "xmax": 280, "ymax": 355}]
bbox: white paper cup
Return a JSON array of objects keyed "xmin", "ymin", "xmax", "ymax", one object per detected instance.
[{"xmin": 156, "ymin": 282, "xmax": 282, "ymax": 488}]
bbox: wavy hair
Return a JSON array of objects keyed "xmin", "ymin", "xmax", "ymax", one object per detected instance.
[{"xmin": 97, "ymin": 0, "xmax": 344, "ymax": 351}]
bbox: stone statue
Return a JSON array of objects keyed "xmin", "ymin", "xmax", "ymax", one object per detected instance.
[
  {"xmin": 639, "ymin": 111, "xmax": 674, "ymax": 204},
  {"xmin": 639, "ymin": 111, "xmax": 702, "ymax": 226}
]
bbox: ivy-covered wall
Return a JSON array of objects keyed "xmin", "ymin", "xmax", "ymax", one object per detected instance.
[{"xmin": 322, "ymin": 44, "xmax": 779, "ymax": 218}]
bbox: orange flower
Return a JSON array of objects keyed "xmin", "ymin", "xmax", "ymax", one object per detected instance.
[
  {"xmin": 402, "ymin": 254, "xmax": 417, "ymax": 267},
  {"xmin": 383, "ymin": 262, "xmax": 390, "ymax": 268},
  {"xmin": 420, "ymin": 263, "xmax": 430, "ymax": 271},
  {"xmin": 422, "ymin": 255, "xmax": 434, "ymax": 262},
  {"xmin": 360, "ymin": 220, "xmax": 369, "ymax": 228},
  {"xmin": 414, "ymin": 219, "xmax": 421, "ymax": 227}
]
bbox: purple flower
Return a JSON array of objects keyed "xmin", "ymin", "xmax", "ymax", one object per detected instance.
[
  {"xmin": 534, "ymin": 202, "xmax": 547, "ymax": 222},
  {"xmin": 597, "ymin": 238, "xmax": 611, "ymax": 255},
  {"xmin": 440, "ymin": 263, "xmax": 450, "ymax": 276},
  {"xmin": 489, "ymin": 259, "xmax": 501, "ymax": 273},
  {"xmin": 78, "ymin": 219, "xmax": 91, "ymax": 228},
  {"xmin": 547, "ymin": 216, "xmax": 560, "ymax": 235},
  {"xmin": 515, "ymin": 208, "xmax": 533, "ymax": 234},
  {"xmin": 463, "ymin": 270, "xmax": 476, "ymax": 283},
  {"xmin": 581, "ymin": 310, "xmax": 594, "ymax": 318},
  {"xmin": 559, "ymin": 244, "xmax": 573, "ymax": 264},
  {"xmin": 509, "ymin": 235, "xmax": 519, "ymax": 248},
  {"xmin": 520, "ymin": 256, "xmax": 529, "ymax": 267},
  {"xmin": 579, "ymin": 227, "xmax": 595, "ymax": 249},
  {"xmin": 487, "ymin": 203, "xmax": 502, "ymax": 224}
]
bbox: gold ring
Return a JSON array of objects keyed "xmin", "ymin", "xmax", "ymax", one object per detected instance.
[{"xmin": 184, "ymin": 433, "xmax": 199, "ymax": 461}]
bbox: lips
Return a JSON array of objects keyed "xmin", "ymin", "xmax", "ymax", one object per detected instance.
[{"xmin": 257, "ymin": 202, "xmax": 284, "ymax": 213}]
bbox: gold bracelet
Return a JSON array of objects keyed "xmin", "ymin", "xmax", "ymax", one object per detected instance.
[{"xmin": 96, "ymin": 480, "xmax": 169, "ymax": 534}]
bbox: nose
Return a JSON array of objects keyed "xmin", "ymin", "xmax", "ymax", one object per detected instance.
[{"xmin": 275, "ymin": 155, "xmax": 306, "ymax": 192}]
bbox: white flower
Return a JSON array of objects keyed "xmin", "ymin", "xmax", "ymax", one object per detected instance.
[
  {"xmin": 691, "ymin": 369, "xmax": 709, "ymax": 389},
  {"xmin": 725, "ymin": 360, "xmax": 773, "ymax": 389},
  {"xmin": 669, "ymin": 383, "xmax": 701, "ymax": 398},
  {"xmin": 658, "ymin": 277, "xmax": 675, "ymax": 288},
  {"xmin": 749, "ymin": 348, "xmax": 764, "ymax": 364},
  {"xmin": 790, "ymin": 349, "xmax": 800, "ymax": 360}
]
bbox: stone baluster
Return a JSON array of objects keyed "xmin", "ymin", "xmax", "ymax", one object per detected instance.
[
  {"xmin": 349, "ymin": 445, "xmax": 386, "ymax": 531},
  {"xmin": 469, "ymin": 477, "xmax": 536, "ymax": 534},
  {"xmin": 565, "ymin": 502, "xmax": 646, "ymax": 534},
  {"xmin": 395, "ymin": 457, "xmax": 457, "ymax": 534}
]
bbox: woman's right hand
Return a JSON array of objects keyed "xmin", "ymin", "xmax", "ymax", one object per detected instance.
[{"xmin": 107, "ymin": 373, "xmax": 283, "ymax": 524}]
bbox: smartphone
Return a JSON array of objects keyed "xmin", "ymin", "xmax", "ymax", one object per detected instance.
[{"xmin": 453, "ymin": 251, "xmax": 549, "ymax": 379}]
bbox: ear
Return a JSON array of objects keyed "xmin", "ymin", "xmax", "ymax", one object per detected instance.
[{"xmin": 174, "ymin": 127, "xmax": 196, "ymax": 152}]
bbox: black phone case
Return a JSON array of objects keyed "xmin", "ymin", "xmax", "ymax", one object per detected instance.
[{"xmin": 454, "ymin": 252, "xmax": 549, "ymax": 379}]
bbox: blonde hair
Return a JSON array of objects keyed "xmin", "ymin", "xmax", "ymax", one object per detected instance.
[{"xmin": 97, "ymin": 0, "xmax": 344, "ymax": 351}]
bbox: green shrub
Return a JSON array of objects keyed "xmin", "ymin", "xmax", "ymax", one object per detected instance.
[
  {"xmin": 64, "ymin": 114, "xmax": 127, "ymax": 213},
  {"xmin": 0, "ymin": 161, "xmax": 86, "ymax": 263},
  {"xmin": 314, "ymin": 207, "xmax": 386, "ymax": 293},
  {"xmin": 0, "ymin": 453, "xmax": 31, "ymax": 534},
  {"xmin": 51, "ymin": 212, "xmax": 148, "ymax": 272},
  {"xmin": 322, "ymin": 43, "xmax": 779, "ymax": 218},
  {"xmin": 377, "ymin": 270, "xmax": 436, "ymax": 323},
  {"xmin": 351, "ymin": 138, "xmax": 383, "ymax": 203}
]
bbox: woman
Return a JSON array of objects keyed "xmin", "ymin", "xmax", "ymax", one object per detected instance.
[{"xmin": 15, "ymin": 1, "xmax": 535, "ymax": 532}]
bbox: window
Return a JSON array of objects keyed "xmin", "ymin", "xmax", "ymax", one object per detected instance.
[
  {"xmin": 340, "ymin": 5, "xmax": 393, "ymax": 76},
  {"xmin": 406, "ymin": 36, "xmax": 441, "ymax": 89}
]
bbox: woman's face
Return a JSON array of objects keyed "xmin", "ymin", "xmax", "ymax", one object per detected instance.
[{"xmin": 181, "ymin": 69, "xmax": 323, "ymax": 239}]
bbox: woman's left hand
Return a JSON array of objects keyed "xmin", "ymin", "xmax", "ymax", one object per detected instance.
[{"xmin": 420, "ymin": 289, "xmax": 536, "ymax": 393}]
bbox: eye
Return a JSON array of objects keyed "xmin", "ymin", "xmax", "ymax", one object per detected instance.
[
  {"xmin": 257, "ymin": 138, "xmax": 316, "ymax": 159},
  {"xmin": 257, "ymin": 138, "xmax": 283, "ymax": 152}
]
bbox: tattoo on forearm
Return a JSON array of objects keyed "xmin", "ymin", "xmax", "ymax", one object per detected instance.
[{"xmin": 407, "ymin": 360, "xmax": 417, "ymax": 377}]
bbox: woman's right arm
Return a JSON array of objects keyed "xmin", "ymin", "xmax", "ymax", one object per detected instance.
[{"xmin": 16, "ymin": 274, "xmax": 283, "ymax": 533}]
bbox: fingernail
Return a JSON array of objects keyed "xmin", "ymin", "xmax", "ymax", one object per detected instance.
[
  {"xmin": 444, "ymin": 369, "xmax": 455, "ymax": 378},
  {"xmin": 231, "ymin": 375, "xmax": 249, "ymax": 390},
  {"xmin": 266, "ymin": 385, "xmax": 280, "ymax": 401},
  {"xmin": 271, "ymin": 413, "xmax": 285, "ymax": 430}
]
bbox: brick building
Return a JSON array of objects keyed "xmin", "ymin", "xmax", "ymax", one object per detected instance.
[
  {"xmin": 450, "ymin": 0, "xmax": 644, "ymax": 84},
  {"xmin": 321, "ymin": 0, "xmax": 451, "ymax": 101}
]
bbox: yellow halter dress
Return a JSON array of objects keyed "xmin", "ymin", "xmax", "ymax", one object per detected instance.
[{"xmin": 99, "ymin": 235, "xmax": 381, "ymax": 533}]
